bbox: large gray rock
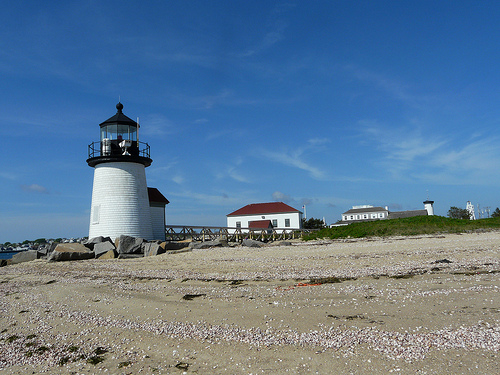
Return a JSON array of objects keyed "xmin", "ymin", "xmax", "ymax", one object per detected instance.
[
  {"xmin": 164, "ymin": 241, "xmax": 190, "ymax": 250},
  {"xmin": 117, "ymin": 235, "xmax": 145, "ymax": 254},
  {"xmin": 142, "ymin": 242, "xmax": 166, "ymax": 257},
  {"xmin": 242, "ymin": 239, "xmax": 264, "ymax": 248},
  {"xmin": 11, "ymin": 250, "xmax": 40, "ymax": 264},
  {"xmin": 84, "ymin": 236, "xmax": 112, "ymax": 251},
  {"xmin": 94, "ymin": 241, "xmax": 116, "ymax": 258},
  {"xmin": 189, "ymin": 239, "xmax": 228, "ymax": 249},
  {"xmin": 48, "ymin": 243, "xmax": 94, "ymax": 262}
]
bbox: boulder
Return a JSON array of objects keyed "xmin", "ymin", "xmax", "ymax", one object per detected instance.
[
  {"xmin": 83, "ymin": 236, "xmax": 112, "ymax": 251},
  {"xmin": 189, "ymin": 239, "xmax": 228, "ymax": 249},
  {"xmin": 98, "ymin": 250, "xmax": 117, "ymax": 260},
  {"xmin": 143, "ymin": 242, "xmax": 166, "ymax": 257},
  {"xmin": 116, "ymin": 235, "xmax": 145, "ymax": 254},
  {"xmin": 48, "ymin": 243, "xmax": 95, "ymax": 262},
  {"xmin": 94, "ymin": 241, "xmax": 116, "ymax": 258},
  {"xmin": 164, "ymin": 241, "xmax": 190, "ymax": 250},
  {"xmin": 11, "ymin": 250, "xmax": 40, "ymax": 264},
  {"xmin": 1, "ymin": 259, "xmax": 11, "ymax": 267},
  {"xmin": 242, "ymin": 239, "xmax": 264, "ymax": 248}
]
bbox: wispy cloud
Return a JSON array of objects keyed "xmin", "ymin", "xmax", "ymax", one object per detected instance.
[
  {"xmin": 262, "ymin": 139, "xmax": 329, "ymax": 180},
  {"xmin": 240, "ymin": 20, "xmax": 287, "ymax": 57},
  {"xmin": 272, "ymin": 191, "xmax": 294, "ymax": 203},
  {"xmin": 21, "ymin": 184, "xmax": 49, "ymax": 194},
  {"xmin": 359, "ymin": 120, "xmax": 500, "ymax": 185}
]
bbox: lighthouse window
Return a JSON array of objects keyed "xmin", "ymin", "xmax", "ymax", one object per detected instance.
[
  {"xmin": 92, "ymin": 205, "xmax": 100, "ymax": 224},
  {"xmin": 117, "ymin": 124, "xmax": 133, "ymax": 140}
]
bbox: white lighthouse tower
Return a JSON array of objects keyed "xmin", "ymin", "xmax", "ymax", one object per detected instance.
[{"xmin": 87, "ymin": 102, "xmax": 154, "ymax": 241}]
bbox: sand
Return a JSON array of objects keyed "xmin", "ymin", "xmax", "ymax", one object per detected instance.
[{"xmin": 0, "ymin": 232, "xmax": 499, "ymax": 374}]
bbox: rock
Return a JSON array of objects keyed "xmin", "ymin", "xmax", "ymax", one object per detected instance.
[
  {"xmin": 98, "ymin": 250, "xmax": 117, "ymax": 260},
  {"xmin": 116, "ymin": 235, "xmax": 145, "ymax": 254},
  {"xmin": 117, "ymin": 253, "xmax": 144, "ymax": 259},
  {"xmin": 242, "ymin": 239, "xmax": 264, "ymax": 248},
  {"xmin": 94, "ymin": 241, "xmax": 116, "ymax": 258},
  {"xmin": 164, "ymin": 241, "xmax": 190, "ymax": 250},
  {"xmin": 11, "ymin": 250, "xmax": 40, "ymax": 264},
  {"xmin": 1, "ymin": 259, "xmax": 11, "ymax": 267},
  {"xmin": 433, "ymin": 258, "xmax": 453, "ymax": 264},
  {"xmin": 143, "ymin": 242, "xmax": 166, "ymax": 257},
  {"xmin": 278, "ymin": 241, "xmax": 293, "ymax": 246},
  {"xmin": 84, "ymin": 236, "xmax": 113, "ymax": 251},
  {"xmin": 189, "ymin": 239, "xmax": 227, "ymax": 249},
  {"xmin": 48, "ymin": 243, "xmax": 95, "ymax": 262}
]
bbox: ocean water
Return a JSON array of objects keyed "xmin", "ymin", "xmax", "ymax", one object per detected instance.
[{"xmin": 0, "ymin": 251, "xmax": 21, "ymax": 260}]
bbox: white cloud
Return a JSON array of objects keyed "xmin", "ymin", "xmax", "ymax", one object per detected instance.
[
  {"xmin": 272, "ymin": 191, "xmax": 293, "ymax": 203},
  {"xmin": 21, "ymin": 184, "xmax": 49, "ymax": 194},
  {"xmin": 263, "ymin": 148, "xmax": 327, "ymax": 180}
]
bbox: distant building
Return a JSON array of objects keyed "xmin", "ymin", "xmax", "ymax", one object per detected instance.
[
  {"xmin": 227, "ymin": 202, "xmax": 303, "ymax": 232},
  {"xmin": 341, "ymin": 200, "xmax": 434, "ymax": 223}
]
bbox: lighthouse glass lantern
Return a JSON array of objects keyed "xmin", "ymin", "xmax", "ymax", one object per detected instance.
[{"xmin": 87, "ymin": 102, "xmax": 154, "ymax": 241}]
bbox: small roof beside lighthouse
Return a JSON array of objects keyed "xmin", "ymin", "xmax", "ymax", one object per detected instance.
[{"xmin": 99, "ymin": 102, "xmax": 137, "ymax": 128}]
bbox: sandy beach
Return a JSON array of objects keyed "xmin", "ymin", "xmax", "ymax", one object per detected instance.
[{"xmin": 1, "ymin": 232, "xmax": 499, "ymax": 374}]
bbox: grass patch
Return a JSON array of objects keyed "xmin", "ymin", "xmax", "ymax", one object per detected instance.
[{"xmin": 303, "ymin": 215, "xmax": 500, "ymax": 241}]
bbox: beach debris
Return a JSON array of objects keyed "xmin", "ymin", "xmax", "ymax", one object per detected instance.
[
  {"xmin": 182, "ymin": 293, "xmax": 206, "ymax": 300},
  {"xmin": 433, "ymin": 258, "xmax": 453, "ymax": 264},
  {"xmin": 175, "ymin": 361, "xmax": 189, "ymax": 370}
]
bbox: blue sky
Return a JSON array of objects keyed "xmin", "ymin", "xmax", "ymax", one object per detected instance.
[{"xmin": 2, "ymin": 1, "xmax": 500, "ymax": 242}]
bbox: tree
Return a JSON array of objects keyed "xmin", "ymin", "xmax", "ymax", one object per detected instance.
[
  {"xmin": 448, "ymin": 206, "xmax": 470, "ymax": 220},
  {"xmin": 491, "ymin": 207, "xmax": 500, "ymax": 218},
  {"xmin": 302, "ymin": 217, "xmax": 326, "ymax": 229}
]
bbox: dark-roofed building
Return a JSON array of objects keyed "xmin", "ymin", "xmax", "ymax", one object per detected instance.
[
  {"xmin": 341, "ymin": 200, "xmax": 434, "ymax": 223},
  {"xmin": 342, "ymin": 205, "xmax": 389, "ymax": 222},
  {"xmin": 227, "ymin": 202, "xmax": 303, "ymax": 232}
]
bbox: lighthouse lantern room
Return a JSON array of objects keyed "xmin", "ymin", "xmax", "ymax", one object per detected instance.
[{"xmin": 87, "ymin": 102, "xmax": 154, "ymax": 241}]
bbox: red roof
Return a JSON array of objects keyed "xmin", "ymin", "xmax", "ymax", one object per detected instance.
[
  {"xmin": 148, "ymin": 187, "xmax": 170, "ymax": 204},
  {"xmin": 248, "ymin": 220, "xmax": 273, "ymax": 229},
  {"xmin": 227, "ymin": 202, "xmax": 300, "ymax": 216}
]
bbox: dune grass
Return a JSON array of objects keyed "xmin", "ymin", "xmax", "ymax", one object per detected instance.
[{"xmin": 303, "ymin": 215, "xmax": 500, "ymax": 241}]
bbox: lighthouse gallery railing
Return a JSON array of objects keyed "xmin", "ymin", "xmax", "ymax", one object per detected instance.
[{"xmin": 88, "ymin": 140, "xmax": 151, "ymax": 159}]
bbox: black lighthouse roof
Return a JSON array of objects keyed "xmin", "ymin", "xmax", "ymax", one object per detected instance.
[
  {"xmin": 87, "ymin": 102, "xmax": 152, "ymax": 168},
  {"xmin": 99, "ymin": 102, "xmax": 138, "ymax": 128}
]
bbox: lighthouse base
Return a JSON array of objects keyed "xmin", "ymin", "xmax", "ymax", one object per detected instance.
[{"xmin": 89, "ymin": 162, "xmax": 153, "ymax": 241}]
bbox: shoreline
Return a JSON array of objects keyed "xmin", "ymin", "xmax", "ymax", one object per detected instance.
[{"xmin": 1, "ymin": 232, "xmax": 499, "ymax": 374}]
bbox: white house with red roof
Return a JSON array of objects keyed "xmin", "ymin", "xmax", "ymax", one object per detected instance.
[{"xmin": 227, "ymin": 202, "xmax": 303, "ymax": 233}]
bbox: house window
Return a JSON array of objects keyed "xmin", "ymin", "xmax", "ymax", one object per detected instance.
[
  {"xmin": 378, "ymin": 213, "xmax": 384, "ymax": 218},
  {"xmin": 272, "ymin": 219, "xmax": 278, "ymax": 227},
  {"xmin": 236, "ymin": 221, "xmax": 241, "ymax": 228},
  {"xmin": 285, "ymin": 218, "xmax": 290, "ymax": 227}
]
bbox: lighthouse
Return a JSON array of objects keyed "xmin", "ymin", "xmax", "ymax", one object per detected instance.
[{"xmin": 87, "ymin": 102, "xmax": 154, "ymax": 241}]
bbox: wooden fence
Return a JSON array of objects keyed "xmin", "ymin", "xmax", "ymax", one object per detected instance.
[{"xmin": 165, "ymin": 225, "xmax": 316, "ymax": 242}]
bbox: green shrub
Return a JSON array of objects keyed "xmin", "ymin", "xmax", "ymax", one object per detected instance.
[{"xmin": 303, "ymin": 216, "xmax": 500, "ymax": 241}]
